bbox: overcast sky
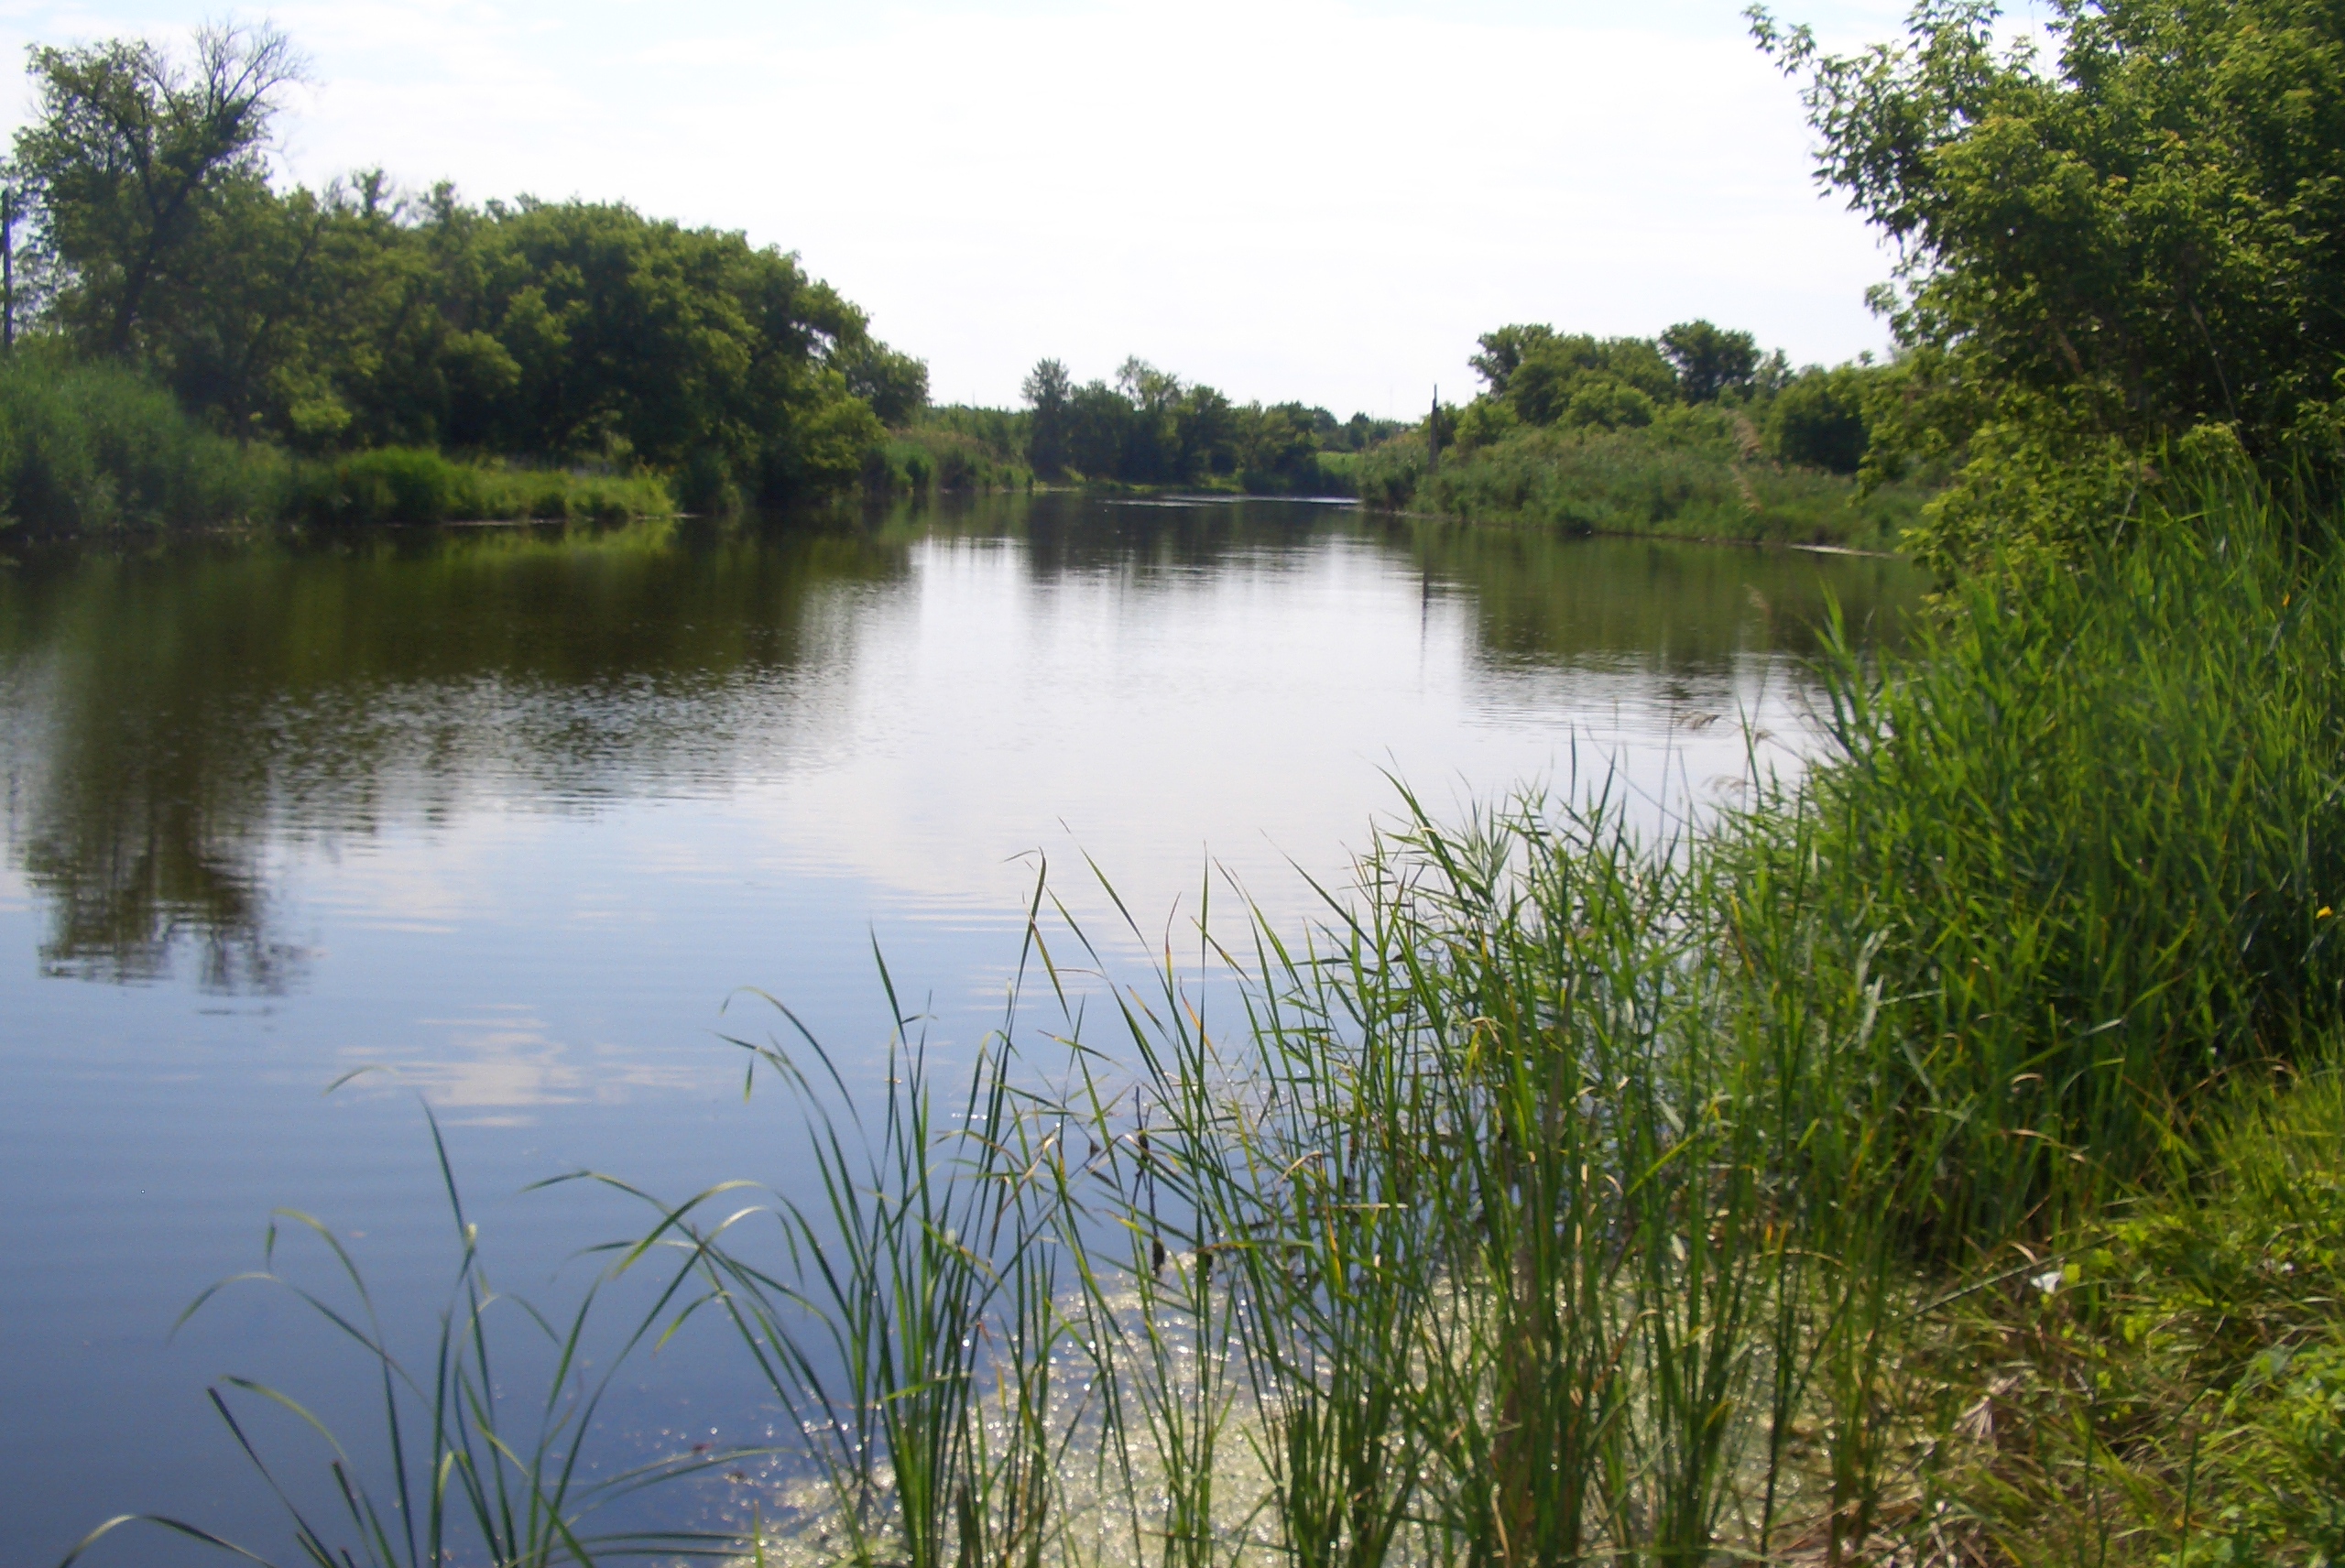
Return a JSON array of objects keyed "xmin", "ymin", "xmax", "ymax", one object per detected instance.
[{"xmin": 0, "ymin": 0, "xmax": 1936, "ymax": 416}]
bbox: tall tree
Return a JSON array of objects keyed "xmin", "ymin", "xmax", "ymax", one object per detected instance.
[
  {"xmin": 1022, "ymin": 357, "xmax": 1073, "ymax": 477},
  {"xmin": 1468, "ymin": 323, "xmax": 1558, "ymax": 395},
  {"xmin": 1661, "ymin": 320, "xmax": 1760, "ymax": 403},
  {"xmin": 15, "ymin": 25, "xmax": 303, "ymax": 359},
  {"xmin": 1755, "ymin": 0, "xmax": 2345, "ymax": 565}
]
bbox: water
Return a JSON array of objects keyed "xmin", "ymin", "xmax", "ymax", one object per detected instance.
[{"xmin": 0, "ymin": 494, "xmax": 1920, "ymax": 1565}]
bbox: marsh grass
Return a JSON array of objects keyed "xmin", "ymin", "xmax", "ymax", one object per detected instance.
[
  {"xmin": 0, "ymin": 351, "xmax": 292, "ymax": 534},
  {"xmin": 85, "ymin": 482, "xmax": 2345, "ymax": 1567},
  {"xmin": 299, "ymin": 449, "xmax": 674, "ymax": 526},
  {"xmin": 1358, "ymin": 420, "xmax": 1927, "ymax": 549}
]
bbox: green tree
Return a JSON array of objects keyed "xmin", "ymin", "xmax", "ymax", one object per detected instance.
[
  {"xmin": 1507, "ymin": 334, "xmax": 1678, "ymax": 426},
  {"xmin": 1770, "ymin": 365, "xmax": 1870, "ymax": 473},
  {"xmin": 1661, "ymin": 320, "xmax": 1760, "ymax": 403},
  {"xmin": 14, "ymin": 25, "xmax": 304, "ymax": 359},
  {"xmin": 837, "ymin": 340, "xmax": 928, "ymax": 427},
  {"xmin": 12, "ymin": 27, "xmax": 901, "ymax": 506},
  {"xmin": 1469, "ymin": 323, "xmax": 1558, "ymax": 394},
  {"xmin": 1022, "ymin": 357, "xmax": 1073, "ymax": 477},
  {"xmin": 1754, "ymin": 0, "xmax": 2345, "ymax": 567}
]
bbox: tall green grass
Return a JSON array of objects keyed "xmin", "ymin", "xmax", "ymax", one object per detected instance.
[
  {"xmin": 0, "ymin": 355, "xmax": 672, "ymax": 534},
  {"xmin": 299, "ymin": 449, "xmax": 673, "ymax": 526},
  {"xmin": 87, "ymin": 482, "xmax": 2345, "ymax": 1567},
  {"xmin": 1358, "ymin": 419, "xmax": 1926, "ymax": 550},
  {"xmin": 0, "ymin": 351, "xmax": 292, "ymax": 534},
  {"xmin": 864, "ymin": 428, "xmax": 1033, "ymax": 496}
]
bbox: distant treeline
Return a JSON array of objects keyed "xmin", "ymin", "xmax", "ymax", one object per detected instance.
[
  {"xmin": 862, "ymin": 360, "xmax": 1407, "ymax": 500},
  {"xmin": 0, "ymin": 25, "xmax": 923, "ymax": 530}
]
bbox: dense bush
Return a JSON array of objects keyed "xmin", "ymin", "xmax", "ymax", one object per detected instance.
[
  {"xmin": 11, "ymin": 28, "xmax": 912, "ymax": 514},
  {"xmin": 863, "ymin": 427, "xmax": 1031, "ymax": 496},
  {"xmin": 1758, "ymin": 0, "xmax": 2345, "ymax": 567}
]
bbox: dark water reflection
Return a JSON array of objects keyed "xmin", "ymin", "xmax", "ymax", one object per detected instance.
[{"xmin": 0, "ymin": 494, "xmax": 1920, "ymax": 1565}]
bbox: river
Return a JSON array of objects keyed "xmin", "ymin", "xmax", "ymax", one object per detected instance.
[{"xmin": 0, "ymin": 494, "xmax": 1920, "ymax": 1565}]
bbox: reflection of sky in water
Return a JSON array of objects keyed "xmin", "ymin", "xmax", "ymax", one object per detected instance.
[{"xmin": 0, "ymin": 504, "xmax": 1920, "ymax": 1566}]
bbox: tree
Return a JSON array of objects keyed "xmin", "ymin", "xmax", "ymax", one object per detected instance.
[
  {"xmin": 1662, "ymin": 320, "xmax": 1760, "ymax": 403},
  {"xmin": 1022, "ymin": 358, "xmax": 1073, "ymax": 477},
  {"xmin": 1505, "ymin": 333, "xmax": 1678, "ymax": 426},
  {"xmin": 837, "ymin": 340, "xmax": 927, "ymax": 427},
  {"xmin": 1754, "ymin": 0, "xmax": 2345, "ymax": 566},
  {"xmin": 1469, "ymin": 323, "xmax": 1558, "ymax": 394},
  {"xmin": 15, "ymin": 25, "xmax": 305, "ymax": 358},
  {"xmin": 1771, "ymin": 365, "xmax": 1870, "ymax": 473}
]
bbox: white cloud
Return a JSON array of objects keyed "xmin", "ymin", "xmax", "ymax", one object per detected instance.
[{"xmin": 0, "ymin": 0, "xmax": 1925, "ymax": 413}]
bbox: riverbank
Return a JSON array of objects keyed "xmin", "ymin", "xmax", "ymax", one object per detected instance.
[
  {"xmin": 1358, "ymin": 414, "xmax": 1932, "ymax": 550},
  {"xmin": 0, "ymin": 357, "xmax": 675, "ymax": 535}
]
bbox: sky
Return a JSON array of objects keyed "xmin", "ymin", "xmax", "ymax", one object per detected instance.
[{"xmin": 0, "ymin": 0, "xmax": 1932, "ymax": 417}]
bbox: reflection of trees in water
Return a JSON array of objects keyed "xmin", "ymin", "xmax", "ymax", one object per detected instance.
[
  {"xmin": 18, "ymin": 784, "xmax": 298, "ymax": 991},
  {"xmin": 901, "ymin": 492, "xmax": 1347, "ymax": 582},
  {"xmin": 1388, "ymin": 519, "xmax": 1924, "ymax": 674},
  {"xmin": 0, "ymin": 505, "xmax": 1922, "ymax": 993},
  {"xmin": 901, "ymin": 495, "xmax": 1923, "ymax": 670},
  {"xmin": 0, "ymin": 517, "xmax": 911, "ymax": 992}
]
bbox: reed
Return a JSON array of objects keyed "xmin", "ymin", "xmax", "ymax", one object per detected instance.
[
  {"xmin": 298, "ymin": 449, "xmax": 674, "ymax": 526},
  {"xmin": 60, "ymin": 1105, "xmax": 758, "ymax": 1568}
]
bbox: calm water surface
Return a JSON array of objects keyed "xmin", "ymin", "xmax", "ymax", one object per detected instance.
[{"xmin": 0, "ymin": 495, "xmax": 1921, "ymax": 1564}]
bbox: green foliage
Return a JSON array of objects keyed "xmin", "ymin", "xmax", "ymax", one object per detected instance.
[
  {"xmin": 1017, "ymin": 354, "xmax": 1401, "ymax": 493},
  {"xmin": 1756, "ymin": 0, "xmax": 2345, "ymax": 569},
  {"xmin": 12, "ymin": 24, "xmax": 303, "ymax": 359},
  {"xmin": 1769, "ymin": 364, "xmax": 1869, "ymax": 473},
  {"xmin": 0, "ymin": 348, "xmax": 288, "ymax": 532},
  {"xmin": 1766, "ymin": 488, "xmax": 2345, "ymax": 1240},
  {"xmin": 1500, "ymin": 332, "xmax": 1680, "ymax": 426},
  {"xmin": 1353, "ymin": 430, "xmax": 1429, "ymax": 508},
  {"xmin": 9, "ymin": 26, "xmax": 908, "ymax": 516},
  {"xmin": 1412, "ymin": 409, "xmax": 1922, "ymax": 547},
  {"xmin": 297, "ymin": 447, "xmax": 671, "ymax": 526},
  {"xmin": 864, "ymin": 426, "xmax": 1031, "ymax": 495},
  {"xmin": 1380, "ymin": 318, "xmax": 1917, "ymax": 543},
  {"xmin": 1661, "ymin": 319, "xmax": 1761, "ymax": 403},
  {"xmin": 1916, "ymin": 1060, "xmax": 2345, "ymax": 1566}
]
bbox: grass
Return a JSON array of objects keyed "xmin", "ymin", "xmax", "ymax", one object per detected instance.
[
  {"xmin": 71, "ymin": 479, "xmax": 2345, "ymax": 1567},
  {"xmin": 0, "ymin": 350, "xmax": 293, "ymax": 534},
  {"xmin": 1358, "ymin": 413, "xmax": 1930, "ymax": 550},
  {"xmin": 0, "ymin": 352, "xmax": 672, "ymax": 535},
  {"xmin": 298, "ymin": 449, "xmax": 674, "ymax": 527},
  {"xmin": 865, "ymin": 428, "xmax": 1034, "ymax": 496}
]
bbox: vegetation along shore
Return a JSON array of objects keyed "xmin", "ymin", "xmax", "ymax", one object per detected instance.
[
  {"xmin": 40, "ymin": 0, "xmax": 2345, "ymax": 1563},
  {"xmin": 0, "ymin": 25, "xmax": 1917, "ymax": 543}
]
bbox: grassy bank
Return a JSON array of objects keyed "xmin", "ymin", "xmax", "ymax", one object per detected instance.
[
  {"xmin": 298, "ymin": 448, "xmax": 673, "ymax": 527},
  {"xmin": 1359, "ymin": 410, "xmax": 1932, "ymax": 550},
  {"xmin": 863, "ymin": 424, "xmax": 1034, "ymax": 496},
  {"xmin": 1, "ymin": 358, "xmax": 675, "ymax": 536},
  {"xmin": 72, "ymin": 485, "xmax": 2345, "ymax": 1568},
  {"xmin": 0, "ymin": 353, "xmax": 294, "ymax": 534}
]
